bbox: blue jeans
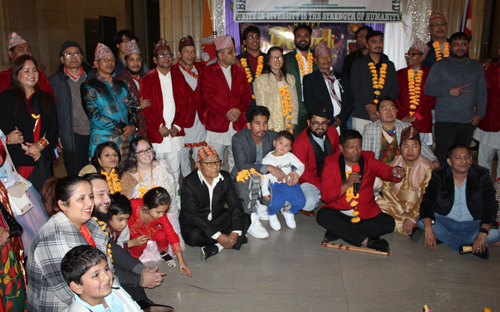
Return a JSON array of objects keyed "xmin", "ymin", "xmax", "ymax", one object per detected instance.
[
  {"xmin": 417, "ymin": 214, "xmax": 500, "ymax": 251},
  {"xmin": 300, "ymin": 183, "xmax": 321, "ymax": 212},
  {"xmin": 268, "ymin": 183, "xmax": 306, "ymax": 215}
]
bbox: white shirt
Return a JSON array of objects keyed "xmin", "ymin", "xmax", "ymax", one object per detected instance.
[
  {"xmin": 179, "ymin": 65, "xmax": 207, "ymax": 144},
  {"xmin": 341, "ymin": 164, "xmax": 355, "ymax": 216},
  {"xmin": 322, "ymin": 69, "xmax": 342, "ymax": 135},
  {"xmin": 261, "ymin": 151, "xmax": 305, "ymax": 197},
  {"xmin": 220, "ymin": 62, "xmax": 232, "ymax": 90},
  {"xmin": 152, "ymin": 71, "xmax": 183, "ymax": 154}
]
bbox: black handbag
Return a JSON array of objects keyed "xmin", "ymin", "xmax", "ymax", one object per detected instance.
[{"xmin": 0, "ymin": 202, "xmax": 23, "ymax": 237}]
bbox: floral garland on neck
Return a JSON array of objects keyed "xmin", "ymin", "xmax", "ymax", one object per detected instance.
[
  {"xmin": 279, "ymin": 86, "xmax": 294, "ymax": 133},
  {"xmin": 295, "ymin": 52, "xmax": 314, "ymax": 77},
  {"xmin": 433, "ymin": 41, "xmax": 450, "ymax": 61},
  {"xmin": 236, "ymin": 168, "xmax": 264, "ymax": 183},
  {"xmin": 407, "ymin": 69, "xmax": 423, "ymax": 117},
  {"xmin": 138, "ymin": 165, "xmax": 156, "ymax": 198},
  {"xmin": 345, "ymin": 171, "xmax": 360, "ymax": 223},
  {"xmin": 93, "ymin": 217, "xmax": 113, "ymax": 263},
  {"xmin": 240, "ymin": 55, "xmax": 264, "ymax": 84},
  {"xmin": 368, "ymin": 62, "xmax": 388, "ymax": 104},
  {"xmin": 102, "ymin": 169, "xmax": 121, "ymax": 194},
  {"xmin": 180, "ymin": 63, "xmax": 198, "ymax": 79}
]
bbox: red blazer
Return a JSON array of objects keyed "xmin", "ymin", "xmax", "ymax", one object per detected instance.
[
  {"xmin": 395, "ymin": 66, "xmax": 435, "ymax": 133},
  {"xmin": 294, "ymin": 127, "xmax": 339, "ymax": 189},
  {"xmin": 171, "ymin": 61, "xmax": 207, "ymax": 127},
  {"xmin": 320, "ymin": 151, "xmax": 399, "ymax": 219},
  {"xmin": 478, "ymin": 62, "xmax": 500, "ymax": 132},
  {"xmin": 140, "ymin": 69, "xmax": 189, "ymax": 143},
  {"xmin": 0, "ymin": 68, "xmax": 56, "ymax": 104},
  {"xmin": 201, "ymin": 62, "xmax": 252, "ymax": 132}
]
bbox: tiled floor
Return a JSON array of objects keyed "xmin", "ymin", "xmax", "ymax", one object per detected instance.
[{"xmin": 144, "ymin": 213, "xmax": 500, "ymax": 312}]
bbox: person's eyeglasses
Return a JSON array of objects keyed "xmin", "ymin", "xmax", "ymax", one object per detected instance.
[
  {"xmin": 311, "ymin": 121, "xmax": 328, "ymax": 127},
  {"xmin": 430, "ymin": 23, "xmax": 447, "ymax": 27},
  {"xmin": 63, "ymin": 52, "xmax": 81, "ymax": 58},
  {"xmin": 202, "ymin": 160, "xmax": 222, "ymax": 167},
  {"xmin": 157, "ymin": 53, "xmax": 174, "ymax": 58},
  {"xmin": 247, "ymin": 35, "xmax": 260, "ymax": 40},
  {"xmin": 136, "ymin": 147, "xmax": 154, "ymax": 156},
  {"xmin": 99, "ymin": 57, "xmax": 116, "ymax": 63},
  {"xmin": 270, "ymin": 56, "xmax": 283, "ymax": 61},
  {"xmin": 405, "ymin": 52, "xmax": 424, "ymax": 57}
]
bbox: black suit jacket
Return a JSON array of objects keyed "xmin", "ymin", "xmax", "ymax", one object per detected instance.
[
  {"xmin": 303, "ymin": 70, "xmax": 354, "ymax": 132},
  {"xmin": 180, "ymin": 169, "xmax": 246, "ymax": 238},
  {"xmin": 419, "ymin": 164, "xmax": 499, "ymax": 227}
]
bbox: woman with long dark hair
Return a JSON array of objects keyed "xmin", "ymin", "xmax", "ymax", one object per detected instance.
[
  {"xmin": 0, "ymin": 55, "xmax": 58, "ymax": 192},
  {"xmin": 254, "ymin": 46, "xmax": 299, "ymax": 133},
  {"xmin": 79, "ymin": 142, "xmax": 122, "ymax": 194}
]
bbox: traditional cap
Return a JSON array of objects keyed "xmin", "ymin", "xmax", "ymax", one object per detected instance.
[
  {"xmin": 153, "ymin": 38, "xmax": 170, "ymax": 55},
  {"xmin": 179, "ymin": 35, "xmax": 195, "ymax": 51},
  {"xmin": 400, "ymin": 126, "xmax": 420, "ymax": 144},
  {"xmin": 213, "ymin": 35, "xmax": 233, "ymax": 51},
  {"xmin": 197, "ymin": 145, "xmax": 218, "ymax": 162},
  {"xmin": 7, "ymin": 32, "xmax": 27, "ymax": 50},
  {"xmin": 429, "ymin": 11, "xmax": 446, "ymax": 25},
  {"xmin": 125, "ymin": 39, "xmax": 141, "ymax": 56},
  {"xmin": 59, "ymin": 41, "xmax": 84, "ymax": 58},
  {"xmin": 308, "ymin": 100, "xmax": 328, "ymax": 118},
  {"xmin": 410, "ymin": 38, "xmax": 430, "ymax": 56},
  {"xmin": 94, "ymin": 43, "xmax": 113, "ymax": 62},
  {"xmin": 314, "ymin": 40, "xmax": 331, "ymax": 57}
]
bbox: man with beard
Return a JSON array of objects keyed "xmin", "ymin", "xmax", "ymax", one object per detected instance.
[
  {"xmin": 293, "ymin": 100, "xmax": 339, "ymax": 217},
  {"xmin": 424, "ymin": 32, "xmax": 487, "ymax": 166},
  {"xmin": 350, "ymin": 31, "xmax": 398, "ymax": 134},
  {"xmin": 341, "ymin": 25, "xmax": 372, "ymax": 80},
  {"xmin": 113, "ymin": 29, "xmax": 148, "ymax": 76},
  {"xmin": 237, "ymin": 25, "xmax": 266, "ymax": 107},
  {"xmin": 284, "ymin": 24, "xmax": 319, "ymax": 136},
  {"xmin": 84, "ymin": 173, "xmax": 174, "ymax": 311},
  {"xmin": 141, "ymin": 39, "xmax": 190, "ymax": 184},
  {"xmin": 171, "ymin": 35, "xmax": 207, "ymax": 177},
  {"xmin": 423, "ymin": 12, "xmax": 450, "ymax": 68},
  {"xmin": 49, "ymin": 41, "xmax": 95, "ymax": 175},
  {"xmin": 116, "ymin": 39, "xmax": 150, "ymax": 138},
  {"xmin": 82, "ymin": 43, "xmax": 138, "ymax": 157}
]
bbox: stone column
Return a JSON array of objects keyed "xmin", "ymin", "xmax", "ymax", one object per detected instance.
[{"xmin": 0, "ymin": 0, "xmax": 13, "ymax": 71}]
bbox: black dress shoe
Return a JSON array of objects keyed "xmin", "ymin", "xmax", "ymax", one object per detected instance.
[
  {"xmin": 200, "ymin": 244, "xmax": 219, "ymax": 261},
  {"xmin": 367, "ymin": 237, "xmax": 390, "ymax": 252},
  {"xmin": 410, "ymin": 228, "xmax": 423, "ymax": 242},
  {"xmin": 138, "ymin": 299, "xmax": 175, "ymax": 311},
  {"xmin": 322, "ymin": 231, "xmax": 340, "ymax": 243}
]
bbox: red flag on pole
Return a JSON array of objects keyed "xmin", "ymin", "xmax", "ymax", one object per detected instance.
[
  {"xmin": 201, "ymin": 0, "xmax": 217, "ymax": 65},
  {"xmin": 460, "ymin": 0, "xmax": 472, "ymax": 40}
]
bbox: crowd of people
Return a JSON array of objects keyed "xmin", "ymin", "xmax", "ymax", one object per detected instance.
[{"xmin": 0, "ymin": 10, "xmax": 499, "ymax": 312}]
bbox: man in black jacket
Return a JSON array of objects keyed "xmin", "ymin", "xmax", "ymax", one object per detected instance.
[
  {"xmin": 418, "ymin": 144, "xmax": 500, "ymax": 259},
  {"xmin": 49, "ymin": 41, "xmax": 95, "ymax": 175}
]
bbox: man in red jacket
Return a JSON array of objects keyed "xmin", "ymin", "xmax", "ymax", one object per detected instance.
[
  {"xmin": 172, "ymin": 35, "xmax": 207, "ymax": 178},
  {"xmin": 141, "ymin": 39, "xmax": 189, "ymax": 184},
  {"xmin": 293, "ymin": 100, "xmax": 339, "ymax": 217},
  {"xmin": 201, "ymin": 35, "xmax": 252, "ymax": 172},
  {"xmin": 317, "ymin": 130, "xmax": 405, "ymax": 252}
]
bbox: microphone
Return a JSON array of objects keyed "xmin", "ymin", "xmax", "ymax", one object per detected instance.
[{"xmin": 352, "ymin": 164, "xmax": 361, "ymax": 195}]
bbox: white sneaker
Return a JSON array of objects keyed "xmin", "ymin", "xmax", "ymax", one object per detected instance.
[
  {"xmin": 282, "ymin": 211, "xmax": 296, "ymax": 229},
  {"xmin": 257, "ymin": 202, "xmax": 269, "ymax": 221},
  {"xmin": 247, "ymin": 213, "xmax": 269, "ymax": 239},
  {"xmin": 268, "ymin": 214, "xmax": 281, "ymax": 231}
]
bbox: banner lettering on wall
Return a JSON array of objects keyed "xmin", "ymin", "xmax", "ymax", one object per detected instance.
[{"xmin": 234, "ymin": 0, "xmax": 401, "ymax": 23}]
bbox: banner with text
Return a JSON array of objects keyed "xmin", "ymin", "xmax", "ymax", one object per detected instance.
[{"xmin": 234, "ymin": 0, "xmax": 401, "ymax": 23}]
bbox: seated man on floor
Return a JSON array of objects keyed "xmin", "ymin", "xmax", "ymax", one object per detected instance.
[
  {"xmin": 376, "ymin": 126, "xmax": 435, "ymax": 241},
  {"xmin": 418, "ymin": 144, "xmax": 500, "ymax": 259},
  {"xmin": 317, "ymin": 130, "xmax": 406, "ymax": 252},
  {"xmin": 294, "ymin": 100, "xmax": 339, "ymax": 217},
  {"xmin": 180, "ymin": 145, "xmax": 248, "ymax": 261}
]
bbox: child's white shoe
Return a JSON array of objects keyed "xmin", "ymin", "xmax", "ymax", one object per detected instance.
[
  {"xmin": 282, "ymin": 211, "xmax": 296, "ymax": 229},
  {"xmin": 268, "ymin": 214, "xmax": 281, "ymax": 231}
]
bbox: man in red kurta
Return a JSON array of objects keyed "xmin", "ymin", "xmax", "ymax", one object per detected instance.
[
  {"xmin": 0, "ymin": 32, "xmax": 55, "ymax": 101},
  {"xmin": 201, "ymin": 35, "xmax": 252, "ymax": 172},
  {"xmin": 317, "ymin": 130, "xmax": 405, "ymax": 252},
  {"xmin": 396, "ymin": 38, "xmax": 435, "ymax": 147},
  {"xmin": 293, "ymin": 100, "xmax": 339, "ymax": 217},
  {"xmin": 141, "ymin": 39, "xmax": 189, "ymax": 184}
]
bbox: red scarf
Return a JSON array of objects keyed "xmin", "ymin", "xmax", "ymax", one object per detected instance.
[
  {"xmin": 64, "ymin": 66, "xmax": 83, "ymax": 80},
  {"xmin": 80, "ymin": 224, "xmax": 96, "ymax": 247}
]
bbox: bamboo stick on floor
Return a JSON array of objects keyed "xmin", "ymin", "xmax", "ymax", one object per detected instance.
[{"xmin": 321, "ymin": 242, "xmax": 391, "ymax": 256}]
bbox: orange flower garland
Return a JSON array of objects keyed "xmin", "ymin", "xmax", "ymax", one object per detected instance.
[
  {"xmin": 241, "ymin": 56, "xmax": 264, "ymax": 84},
  {"xmin": 236, "ymin": 168, "xmax": 264, "ymax": 183},
  {"xmin": 368, "ymin": 62, "xmax": 388, "ymax": 104},
  {"xmin": 295, "ymin": 53, "xmax": 314, "ymax": 77},
  {"xmin": 407, "ymin": 69, "xmax": 424, "ymax": 117},
  {"xmin": 345, "ymin": 171, "xmax": 360, "ymax": 223},
  {"xmin": 433, "ymin": 41, "xmax": 450, "ymax": 61},
  {"xmin": 93, "ymin": 217, "xmax": 113, "ymax": 263},
  {"xmin": 102, "ymin": 169, "xmax": 122, "ymax": 194},
  {"xmin": 279, "ymin": 86, "xmax": 294, "ymax": 133},
  {"xmin": 180, "ymin": 63, "xmax": 198, "ymax": 79},
  {"xmin": 138, "ymin": 165, "xmax": 156, "ymax": 198}
]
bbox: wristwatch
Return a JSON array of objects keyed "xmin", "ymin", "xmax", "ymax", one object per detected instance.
[{"xmin": 479, "ymin": 228, "xmax": 489, "ymax": 235}]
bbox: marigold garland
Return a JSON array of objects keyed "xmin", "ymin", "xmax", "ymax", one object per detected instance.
[
  {"xmin": 138, "ymin": 165, "xmax": 156, "ymax": 198},
  {"xmin": 180, "ymin": 63, "xmax": 198, "ymax": 79},
  {"xmin": 241, "ymin": 55, "xmax": 264, "ymax": 84},
  {"xmin": 368, "ymin": 62, "xmax": 388, "ymax": 104},
  {"xmin": 295, "ymin": 53, "xmax": 314, "ymax": 77},
  {"xmin": 93, "ymin": 217, "xmax": 113, "ymax": 263},
  {"xmin": 236, "ymin": 168, "xmax": 264, "ymax": 183},
  {"xmin": 433, "ymin": 41, "xmax": 450, "ymax": 61},
  {"xmin": 279, "ymin": 86, "xmax": 294, "ymax": 133},
  {"xmin": 102, "ymin": 169, "xmax": 122, "ymax": 194},
  {"xmin": 345, "ymin": 171, "xmax": 360, "ymax": 223},
  {"xmin": 407, "ymin": 69, "xmax": 423, "ymax": 117}
]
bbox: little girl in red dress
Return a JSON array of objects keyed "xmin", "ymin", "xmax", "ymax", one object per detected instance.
[{"xmin": 128, "ymin": 187, "xmax": 191, "ymax": 276}]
